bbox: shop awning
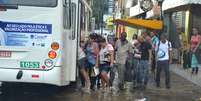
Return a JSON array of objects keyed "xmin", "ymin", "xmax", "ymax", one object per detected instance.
[{"xmin": 113, "ymin": 18, "xmax": 163, "ymax": 30}]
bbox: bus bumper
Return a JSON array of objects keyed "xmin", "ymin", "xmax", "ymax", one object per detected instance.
[{"xmin": 0, "ymin": 67, "xmax": 69, "ymax": 86}]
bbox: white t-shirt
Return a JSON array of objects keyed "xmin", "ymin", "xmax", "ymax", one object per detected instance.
[
  {"xmin": 156, "ymin": 40, "xmax": 172, "ymax": 61},
  {"xmin": 115, "ymin": 40, "xmax": 133, "ymax": 64},
  {"xmin": 99, "ymin": 44, "xmax": 114, "ymax": 64}
]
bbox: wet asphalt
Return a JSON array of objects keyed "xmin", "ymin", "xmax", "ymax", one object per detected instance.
[{"xmin": 0, "ymin": 72, "xmax": 201, "ymax": 101}]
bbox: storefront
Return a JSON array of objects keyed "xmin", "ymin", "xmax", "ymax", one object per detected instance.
[
  {"xmin": 127, "ymin": 0, "xmax": 201, "ymax": 62},
  {"xmin": 162, "ymin": 0, "xmax": 201, "ymax": 62}
]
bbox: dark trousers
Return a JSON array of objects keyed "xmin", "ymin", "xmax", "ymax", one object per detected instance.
[
  {"xmin": 192, "ymin": 67, "xmax": 199, "ymax": 74},
  {"xmin": 156, "ymin": 60, "xmax": 170, "ymax": 87},
  {"xmin": 183, "ymin": 50, "xmax": 191, "ymax": 69},
  {"xmin": 151, "ymin": 52, "xmax": 156, "ymax": 72}
]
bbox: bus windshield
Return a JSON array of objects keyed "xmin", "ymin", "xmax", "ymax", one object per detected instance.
[{"xmin": 0, "ymin": 0, "xmax": 57, "ymax": 7}]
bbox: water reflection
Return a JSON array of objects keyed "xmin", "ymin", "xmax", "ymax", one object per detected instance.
[{"xmin": 0, "ymin": 73, "xmax": 201, "ymax": 101}]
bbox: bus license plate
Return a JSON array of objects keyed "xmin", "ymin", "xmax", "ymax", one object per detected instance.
[
  {"xmin": 20, "ymin": 61, "xmax": 40, "ymax": 69},
  {"xmin": 0, "ymin": 51, "xmax": 11, "ymax": 57}
]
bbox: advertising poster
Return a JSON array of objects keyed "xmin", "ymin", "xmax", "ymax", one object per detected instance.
[{"xmin": 0, "ymin": 21, "xmax": 52, "ymax": 47}]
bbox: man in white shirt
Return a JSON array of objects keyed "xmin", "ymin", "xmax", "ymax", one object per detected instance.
[
  {"xmin": 155, "ymin": 34, "xmax": 172, "ymax": 89},
  {"xmin": 115, "ymin": 32, "xmax": 133, "ymax": 90}
]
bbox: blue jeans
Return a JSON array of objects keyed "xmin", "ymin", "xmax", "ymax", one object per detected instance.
[{"xmin": 137, "ymin": 60, "xmax": 149, "ymax": 86}]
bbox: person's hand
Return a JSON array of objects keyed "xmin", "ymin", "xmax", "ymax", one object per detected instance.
[
  {"xmin": 95, "ymin": 64, "xmax": 98, "ymax": 68},
  {"xmin": 193, "ymin": 49, "xmax": 197, "ymax": 53},
  {"xmin": 110, "ymin": 64, "xmax": 114, "ymax": 68},
  {"xmin": 169, "ymin": 59, "xmax": 172, "ymax": 64},
  {"xmin": 148, "ymin": 60, "xmax": 152, "ymax": 66}
]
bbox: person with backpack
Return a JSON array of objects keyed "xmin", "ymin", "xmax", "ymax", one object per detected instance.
[{"xmin": 155, "ymin": 34, "xmax": 173, "ymax": 89}]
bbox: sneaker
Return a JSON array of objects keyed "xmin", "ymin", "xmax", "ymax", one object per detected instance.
[
  {"xmin": 156, "ymin": 84, "xmax": 160, "ymax": 88},
  {"xmin": 166, "ymin": 86, "xmax": 171, "ymax": 89},
  {"xmin": 104, "ymin": 87, "xmax": 111, "ymax": 93},
  {"xmin": 82, "ymin": 87, "xmax": 91, "ymax": 94},
  {"xmin": 112, "ymin": 90, "xmax": 119, "ymax": 96},
  {"xmin": 135, "ymin": 98, "xmax": 147, "ymax": 101},
  {"xmin": 119, "ymin": 84, "xmax": 125, "ymax": 90}
]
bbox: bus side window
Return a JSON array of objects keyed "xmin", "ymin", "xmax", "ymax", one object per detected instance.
[
  {"xmin": 63, "ymin": 1, "xmax": 76, "ymax": 40},
  {"xmin": 71, "ymin": 3, "xmax": 76, "ymax": 40},
  {"xmin": 63, "ymin": 2, "xmax": 71, "ymax": 29}
]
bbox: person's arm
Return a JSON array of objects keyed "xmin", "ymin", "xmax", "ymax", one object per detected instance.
[
  {"xmin": 93, "ymin": 42, "xmax": 99, "ymax": 55},
  {"xmin": 148, "ymin": 49, "xmax": 152, "ymax": 63},
  {"xmin": 109, "ymin": 50, "xmax": 114, "ymax": 67},
  {"xmin": 169, "ymin": 42, "xmax": 173, "ymax": 64},
  {"xmin": 148, "ymin": 43, "xmax": 152, "ymax": 64},
  {"xmin": 127, "ymin": 42, "xmax": 133, "ymax": 59},
  {"xmin": 95, "ymin": 54, "xmax": 99, "ymax": 68},
  {"xmin": 114, "ymin": 40, "xmax": 119, "ymax": 52},
  {"xmin": 108, "ymin": 44, "xmax": 114, "ymax": 67},
  {"xmin": 169, "ymin": 50, "xmax": 173, "ymax": 64},
  {"xmin": 93, "ymin": 42, "xmax": 99, "ymax": 68}
]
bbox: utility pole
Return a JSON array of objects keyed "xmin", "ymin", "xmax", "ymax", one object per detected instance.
[{"xmin": 100, "ymin": 0, "xmax": 105, "ymax": 35}]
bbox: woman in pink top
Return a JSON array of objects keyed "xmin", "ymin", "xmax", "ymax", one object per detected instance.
[
  {"xmin": 97, "ymin": 37, "xmax": 114, "ymax": 90},
  {"xmin": 190, "ymin": 28, "xmax": 201, "ymax": 75}
]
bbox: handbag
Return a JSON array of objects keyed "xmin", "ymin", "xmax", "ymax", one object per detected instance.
[
  {"xmin": 133, "ymin": 48, "xmax": 141, "ymax": 59},
  {"xmin": 93, "ymin": 66, "xmax": 99, "ymax": 77},
  {"xmin": 134, "ymin": 53, "xmax": 141, "ymax": 59}
]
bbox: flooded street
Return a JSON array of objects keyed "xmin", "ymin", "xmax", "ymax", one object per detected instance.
[{"xmin": 0, "ymin": 72, "xmax": 201, "ymax": 101}]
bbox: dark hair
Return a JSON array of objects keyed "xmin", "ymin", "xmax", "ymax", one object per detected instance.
[
  {"xmin": 89, "ymin": 34, "xmax": 96, "ymax": 40},
  {"xmin": 121, "ymin": 32, "xmax": 127, "ymax": 37},
  {"xmin": 193, "ymin": 27, "xmax": 200, "ymax": 34},
  {"xmin": 99, "ymin": 37, "xmax": 106, "ymax": 43},
  {"xmin": 160, "ymin": 33, "xmax": 168, "ymax": 38},
  {"xmin": 133, "ymin": 34, "xmax": 138, "ymax": 39}
]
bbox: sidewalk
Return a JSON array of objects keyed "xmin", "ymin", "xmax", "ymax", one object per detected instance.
[{"xmin": 171, "ymin": 64, "xmax": 201, "ymax": 87}]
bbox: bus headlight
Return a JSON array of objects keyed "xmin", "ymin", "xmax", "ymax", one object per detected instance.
[{"xmin": 44, "ymin": 59, "xmax": 53, "ymax": 67}]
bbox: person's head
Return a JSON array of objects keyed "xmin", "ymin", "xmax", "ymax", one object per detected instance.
[
  {"xmin": 120, "ymin": 32, "xmax": 127, "ymax": 41},
  {"xmin": 160, "ymin": 34, "xmax": 167, "ymax": 43},
  {"xmin": 150, "ymin": 31, "xmax": 157, "ymax": 37},
  {"xmin": 177, "ymin": 28, "xmax": 182, "ymax": 34},
  {"xmin": 192, "ymin": 27, "xmax": 199, "ymax": 35},
  {"xmin": 99, "ymin": 37, "xmax": 107, "ymax": 47},
  {"xmin": 80, "ymin": 35, "xmax": 85, "ymax": 47},
  {"xmin": 96, "ymin": 34, "xmax": 102, "ymax": 43},
  {"xmin": 88, "ymin": 34, "xmax": 96, "ymax": 43},
  {"xmin": 138, "ymin": 36, "xmax": 145, "ymax": 43},
  {"xmin": 132, "ymin": 34, "xmax": 138, "ymax": 40},
  {"xmin": 142, "ymin": 32, "xmax": 148, "ymax": 38}
]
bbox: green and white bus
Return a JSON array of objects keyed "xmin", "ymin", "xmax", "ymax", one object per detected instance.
[{"xmin": 0, "ymin": 0, "xmax": 91, "ymax": 87}]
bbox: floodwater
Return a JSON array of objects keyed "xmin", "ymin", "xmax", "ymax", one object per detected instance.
[{"xmin": 0, "ymin": 72, "xmax": 201, "ymax": 101}]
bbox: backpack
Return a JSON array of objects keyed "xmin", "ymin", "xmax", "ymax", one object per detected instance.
[
  {"xmin": 156, "ymin": 41, "xmax": 171, "ymax": 61},
  {"xmin": 156, "ymin": 41, "xmax": 171, "ymax": 53}
]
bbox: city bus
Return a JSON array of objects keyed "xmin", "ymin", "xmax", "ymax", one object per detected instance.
[{"xmin": 0, "ymin": 0, "xmax": 91, "ymax": 87}]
